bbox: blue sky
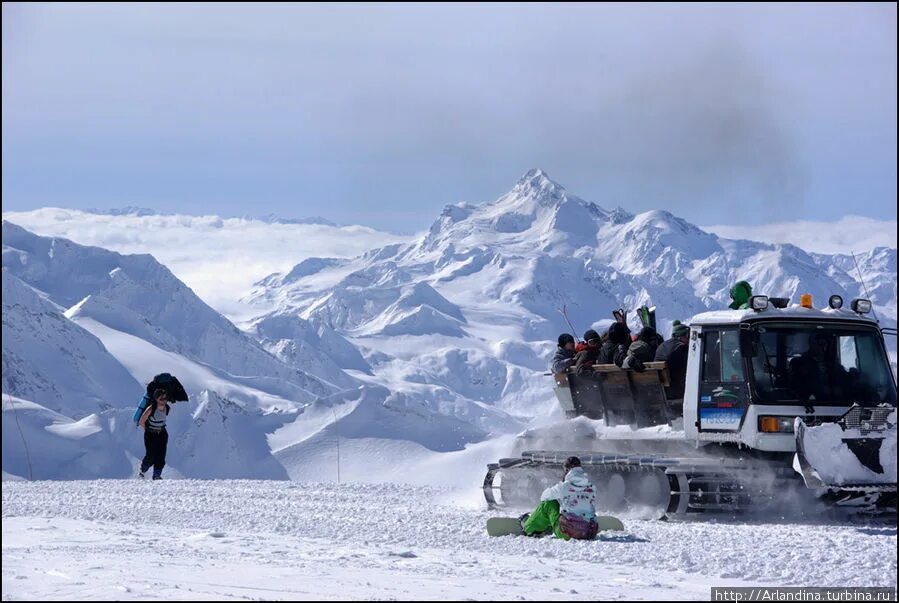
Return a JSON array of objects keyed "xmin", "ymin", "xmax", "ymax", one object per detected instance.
[{"xmin": 2, "ymin": 3, "xmax": 896, "ymax": 232}]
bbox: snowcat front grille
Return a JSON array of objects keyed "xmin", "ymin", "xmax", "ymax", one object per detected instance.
[{"xmin": 839, "ymin": 406, "xmax": 897, "ymax": 435}]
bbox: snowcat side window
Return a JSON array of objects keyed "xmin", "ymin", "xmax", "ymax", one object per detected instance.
[
  {"xmin": 721, "ymin": 330, "xmax": 742, "ymax": 382},
  {"xmin": 702, "ymin": 330, "xmax": 742, "ymax": 382},
  {"xmin": 698, "ymin": 328, "xmax": 748, "ymax": 431},
  {"xmin": 855, "ymin": 335, "xmax": 896, "ymax": 396},
  {"xmin": 702, "ymin": 331, "xmax": 722, "ymax": 382}
]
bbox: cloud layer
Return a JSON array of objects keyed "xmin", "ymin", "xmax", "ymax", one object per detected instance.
[
  {"xmin": 2, "ymin": 209, "xmax": 410, "ymax": 319},
  {"xmin": 704, "ymin": 216, "xmax": 897, "ymax": 254}
]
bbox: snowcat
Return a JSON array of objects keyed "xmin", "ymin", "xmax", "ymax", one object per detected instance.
[{"xmin": 483, "ymin": 294, "xmax": 897, "ymax": 516}]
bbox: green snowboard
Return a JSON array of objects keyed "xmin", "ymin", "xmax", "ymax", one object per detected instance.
[{"xmin": 486, "ymin": 515, "xmax": 624, "ymax": 537}]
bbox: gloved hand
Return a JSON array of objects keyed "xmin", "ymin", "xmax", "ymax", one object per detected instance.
[
  {"xmin": 623, "ymin": 355, "xmax": 646, "ymax": 372},
  {"xmin": 613, "ymin": 344, "xmax": 629, "ymax": 367}
]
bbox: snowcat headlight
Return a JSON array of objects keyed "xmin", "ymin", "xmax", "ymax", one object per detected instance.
[
  {"xmin": 749, "ymin": 295, "xmax": 768, "ymax": 311},
  {"xmin": 828, "ymin": 295, "xmax": 843, "ymax": 309},
  {"xmin": 851, "ymin": 298, "xmax": 872, "ymax": 314},
  {"xmin": 800, "ymin": 294, "xmax": 813, "ymax": 309},
  {"xmin": 759, "ymin": 416, "xmax": 794, "ymax": 433}
]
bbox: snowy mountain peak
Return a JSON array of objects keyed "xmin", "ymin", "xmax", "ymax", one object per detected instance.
[
  {"xmin": 419, "ymin": 170, "xmax": 618, "ymax": 252},
  {"xmin": 517, "ymin": 168, "xmax": 558, "ymax": 189},
  {"xmin": 499, "ymin": 168, "xmax": 572, "ymax": 210}
]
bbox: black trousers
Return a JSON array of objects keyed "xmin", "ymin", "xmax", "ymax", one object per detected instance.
[{"xmin": 141, "ymin": 428, "xmax": 168, "ymax": 476}]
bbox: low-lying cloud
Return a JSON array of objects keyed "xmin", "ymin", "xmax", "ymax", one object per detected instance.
[
  {"xmin": 2, "ymin": 208, "xmax": 410, "ymax": 319},
  {"xmin": 704, "ymin": 216, "xmax": 897, "ymax": 254}
]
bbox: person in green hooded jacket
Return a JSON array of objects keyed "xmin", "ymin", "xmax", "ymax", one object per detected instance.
[{"xmin": 728, "ymin": 281, "xmax": 753, "ymax": 310}]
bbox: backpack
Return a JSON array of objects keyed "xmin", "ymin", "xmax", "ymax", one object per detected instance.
[
  {"xmin": 132, "ymin": 393, "xmax": 151, "ymax": 424},
  {"xmin": 132, "ymin": 373, "xmax": 188, "ymax": 424},
  {"xmin": 559, "ymin": 512, "xmax": 599, "ymax": 540}
]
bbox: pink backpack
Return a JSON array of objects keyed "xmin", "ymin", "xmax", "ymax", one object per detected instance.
[{"xmin": 559, "ymin": 513, "xmax": 599, "ymax": 540}]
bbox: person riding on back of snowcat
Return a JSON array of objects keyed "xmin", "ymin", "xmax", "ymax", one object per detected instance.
[
  {"xmin": 574, "ymin": 330, "xmax": 602, "ymax": 374},
  {"xmin": 728, "ymin": 281, "xmax": 753, "ymax": 310},
  {"xmin": 622, "ymin": 327, "xmax": 660, "ymax": 372},
  {"xmin": 551, "ymin": 333, "xmax": 577, "ymax": 374},
  {"xmin": 655, "ymin": 323, "xmax": 690, "ymax": 402},
  {"xmin": 599, "ymin": 322, "xmax": 630, "ymax": 366}
]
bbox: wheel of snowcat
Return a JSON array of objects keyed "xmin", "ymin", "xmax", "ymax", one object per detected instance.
[
  {"xmin": 499, "ymin": 468, "xmax": 550, "ymax": 508},
  {"xmin": 623, "ymin": 469, "xmax": 670, "ymax": 516},
  {"xmin": 594, "ymin": 470, "xmax": 627, "ymax": 512}
]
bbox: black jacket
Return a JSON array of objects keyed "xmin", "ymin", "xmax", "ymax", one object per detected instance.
[
  {"xmin": 655, "ymin": 338, "xmax": 688, "ymax": 400},
  {"xmin": 598, "ymin": 340, "xmax": 629, "ymax": 367}
]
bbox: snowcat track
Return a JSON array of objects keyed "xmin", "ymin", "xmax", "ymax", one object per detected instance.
[{"xmin": 483, "ymin": 451, "xmax": 793, "ymax": 515}]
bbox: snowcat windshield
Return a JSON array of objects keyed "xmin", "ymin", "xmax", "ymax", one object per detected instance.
[{"xmin": 747, "ymin": 323, "xmax": 896, "ymax": 406}]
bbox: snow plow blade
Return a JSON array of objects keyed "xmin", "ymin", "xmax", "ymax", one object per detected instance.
[{"xmin": 794, "ymin": 405, "xmax": 897, "ymax": 492}]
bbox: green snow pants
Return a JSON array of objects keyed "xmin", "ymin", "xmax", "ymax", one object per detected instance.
[{"xmin": 522, "ymin": 499, "xmax": 569, "ymax": 540}]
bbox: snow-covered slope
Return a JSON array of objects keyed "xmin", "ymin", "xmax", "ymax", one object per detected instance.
[
  {"xmin": 812, "ymin": 246, "xmax": 897, "ymax": 323},
  {"xmin": 2, "ymin": 223, "xmax": 352, "ymax": 479},
  {"xmin": 248, "ymin": 313, "xmax": 371, "ymax": 387},
  {"xmin": 248, "ymin": 169, "xmax": 897, "ymax": 418},
  {"xmin": 1, "ymin": 396, "xmax": 131, "ymax": 480},
  {"xmin": 2, "ymin": 222, "xmax": 521, "ymax": 480},
  {"xmin": 2, "ymin": 221, "xmax": 337, "ymax": 401},
  {"xmin": 0, "ymin": 207, "xmax": 410, "ymax": 318},
  {"xmin": 2, "ymin": 270, "xmax": 141, "ymax": 418}
]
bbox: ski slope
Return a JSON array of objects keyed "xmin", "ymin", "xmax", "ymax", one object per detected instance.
[{"xmin": 3, "ymin": 480, "xmax": 895, "ymax": 601}]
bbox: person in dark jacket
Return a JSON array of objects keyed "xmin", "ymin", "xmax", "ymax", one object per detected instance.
[
  {"xmin": 655, "ymin": 323, "xmax": 690, "ymax": 401},
  {"xmin": 573, "ymin": 329, "xmax": 602, "ymax": 374},
  {"xmin": 551, "ymin": 333, "xmax": 577, "ymax": 373},
  {"xmin": 622, "ymin": 327, "xmax": 660, "ymax": 372},
  {"xmin": 599, "ymin": 322, "xmax": 631, "ymax": 366}
]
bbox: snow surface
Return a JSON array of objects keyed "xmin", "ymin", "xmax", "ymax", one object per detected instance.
[{"xmin": 3, "ymin": 480, "xmax": 896, "ymax": 601}]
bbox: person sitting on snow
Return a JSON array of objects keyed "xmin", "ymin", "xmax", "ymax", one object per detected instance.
[
  {"xmin": 551, "ymin": 333, "xmax": 577, "ymax": 374},
  {"xmin": 519, "ymin": 456, "xmax": 599, "ymax": 540}
]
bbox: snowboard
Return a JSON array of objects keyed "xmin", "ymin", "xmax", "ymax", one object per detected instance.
[
  {"xmin": 486, "ymin": 517, "xmax": 524, "ymax": 537},
  {"xmin": 486, "ymin": 515, "xmax": 625, "ymax": 537}
]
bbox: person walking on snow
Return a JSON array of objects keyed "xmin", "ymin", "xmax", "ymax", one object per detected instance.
[
  {"xmin": 520, "ymin": 456, "xmax": 599, "ymax": 540},
  {"xmin": 138, "ymin": 388, "xmax": 171, "ymax": 480}
]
